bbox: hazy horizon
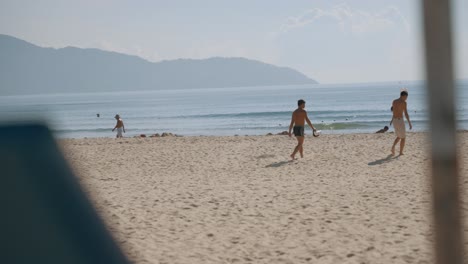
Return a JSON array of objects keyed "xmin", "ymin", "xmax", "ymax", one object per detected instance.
[
  {"xmin": 0, "ymin": 0, "xmax": 467, "ymax": 84},
  {"xmin": 3, "ymin": 33, "xmax": 468, "ymax": 86}
]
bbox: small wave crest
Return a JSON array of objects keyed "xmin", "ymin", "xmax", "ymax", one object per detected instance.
[{"xmin": 52, "ymin": 128, "xmax": 112, "ymax": 133}]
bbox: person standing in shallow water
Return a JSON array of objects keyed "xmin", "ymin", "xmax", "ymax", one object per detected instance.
[
  {"xmin": 391, "ymin": 90, "xmax": 412, "ymax": 155},
  {"xmin": 288, "ymin": 99, "xmax": 317, "ymax": 160}
]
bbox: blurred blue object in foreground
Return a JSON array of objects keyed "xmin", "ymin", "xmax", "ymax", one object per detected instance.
[{"xmin": 0, "ymin": 123, "xmax": 130, "ymax": 264}]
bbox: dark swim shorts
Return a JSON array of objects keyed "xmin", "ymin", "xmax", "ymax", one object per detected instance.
[{"xmin": 293, "ymin": 126, "xmax": 305, "ymax": 137}]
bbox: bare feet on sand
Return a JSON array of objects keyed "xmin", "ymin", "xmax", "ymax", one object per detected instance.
[{"xmin": 391, "ymin": 146, "xmax": 395, "ymax": 156}]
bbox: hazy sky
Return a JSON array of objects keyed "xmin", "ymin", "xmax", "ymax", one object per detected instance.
[{"xmin": 1, "ymin": 0, "xmax": 467, "ymax": 83}]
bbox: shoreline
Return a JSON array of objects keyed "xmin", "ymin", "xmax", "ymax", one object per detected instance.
[{"xmin": 59, "ymin": 130, "xmax": 468, "ymax": 141}]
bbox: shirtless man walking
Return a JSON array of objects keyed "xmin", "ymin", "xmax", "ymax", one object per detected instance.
[
  {"xmin": 391, "ymin": 90, "xmax": 412, "ymax": 155},
  {"xmin": 112, "ymin": 114, "xmax": 126, "ymax": 138},
  {"xmin": 288, "ymin": 99, "xmax": 317, "ymax": 160}
]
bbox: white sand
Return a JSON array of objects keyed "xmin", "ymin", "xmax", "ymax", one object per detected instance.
[{"xmin": 61, "ymin": 132, "xmax": 468, "ymax": 264}]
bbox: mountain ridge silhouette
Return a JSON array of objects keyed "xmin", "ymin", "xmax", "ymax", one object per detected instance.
[{"xmin": 0, "ymin": 34, "xmax": 318, "ymax": 95}]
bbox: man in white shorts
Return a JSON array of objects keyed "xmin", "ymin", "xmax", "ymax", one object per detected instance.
[
  {"xmin": 112, "ymin": 114, "xmax": 125, "ymax": 138},
  {"xmin": 391, "ymin": 90, "xmax": 412, "ymax": 155}
]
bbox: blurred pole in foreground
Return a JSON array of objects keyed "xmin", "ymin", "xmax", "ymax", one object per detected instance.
[{"xmin": 422, "ymin": 0, "xmax": 464, "ymax": 263}]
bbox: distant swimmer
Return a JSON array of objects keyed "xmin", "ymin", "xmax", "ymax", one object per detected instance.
[
  {"xmin": 112, "ymin": 114, "xmax": 126, "ymax": 138},
  {"xmin": 390, "ymin": 89, "xmax": 412, "ymax": 155},
  {"xmin": 97, "ymin": 113, "xmax": 100, "ymax": 117},
  {"xmin": 288, "ymin": 99, "xmax": 317, "ymax": 160}
]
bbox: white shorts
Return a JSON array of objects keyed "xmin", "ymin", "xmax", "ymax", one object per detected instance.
[
  {"xmin": 116, "ymin": 127, "xmax": 123, "ymax": 137},
  {"xmin": 393, "ymin": 118, "xmax": 406, "ymax": 138}
]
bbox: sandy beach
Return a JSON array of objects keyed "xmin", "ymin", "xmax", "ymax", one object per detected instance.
[{"xmin": 61, "ymin": 132, "xmax": 468, "ymax": 264}]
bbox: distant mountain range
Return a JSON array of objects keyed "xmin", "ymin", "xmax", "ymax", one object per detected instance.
[{"xmin": 0, "ymin": 34, "xmax": 317, "ymax": 95}]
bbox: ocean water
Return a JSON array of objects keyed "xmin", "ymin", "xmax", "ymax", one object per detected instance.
[{"xmin": 0, "ymin": 81, "xmax": 467, "ymax": 138}]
